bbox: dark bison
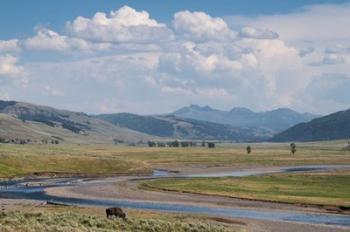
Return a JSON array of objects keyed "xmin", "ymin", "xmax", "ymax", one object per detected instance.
[{"xmin": 106, "ymin": 207, "xmax": 126, "ymax": 219}]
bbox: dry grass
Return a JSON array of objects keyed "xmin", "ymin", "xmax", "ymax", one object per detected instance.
[
  {"xmin": 142, "ymin": 170, "xmax": 350, "ymax": 207},
  {"xmin": 0, "ymin": 141, "xmax": 349, "ymax": 178},
  {"xmin": 0, "ymin": 205, "xmax": 241, "ymax": 232}
]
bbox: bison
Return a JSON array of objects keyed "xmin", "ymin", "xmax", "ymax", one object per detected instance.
[{"xmin": 106, "ymin": 207, "xmax": 126, "ymax": 219}]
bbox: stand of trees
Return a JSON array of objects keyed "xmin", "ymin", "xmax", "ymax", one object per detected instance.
[
  {"xmin": 147, "ymin": 140, "xmax": 217, "ymax": 148},
  {"xmin": 0, "ymin": 138, "xmax": 32, "ymax": 144},
  {"xmin": 41, "ymin": 139, "xmax": 60, "ymax": 144},
  {"xmin": 113, "ymin": 139, "xmax": 124, "ymax": 144},
  {"xmin": 0, "ymin": 137, "xmax": 61, "ymax": 145}
]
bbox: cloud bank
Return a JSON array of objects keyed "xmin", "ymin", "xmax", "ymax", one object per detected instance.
[{"xmin": 1, "ymin": 4, "xmax": 350, "ymax": 114}]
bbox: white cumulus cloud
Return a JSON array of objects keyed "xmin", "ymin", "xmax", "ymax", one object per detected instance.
[
  {"xmin": 2, "ymin": 4, "xmax": 350, "ymax": 114},
  {"xmin": 66, "ymin": 5, "xmax": 173, "ymax": 43},
  {"xmin": 25, "ymin": 28, "xmax": 112, "ymax": 53},
  {"xmin": 0, "ymin": 39, "xmax": 20, "ymax": 54},
  {"xmin": 0, "ymin": 55, "xmax": 24, "ymax": 78},
  {"xmin": 239, "ymin": 27, "xmax": 279, "ymax": 40},
  {"xmin": 322, "ymin": 53, "xmax": 346, "ymax": 65},
  {"xmin": 173, "ymin": 10, "xmax": 235, "ymax": 41}
]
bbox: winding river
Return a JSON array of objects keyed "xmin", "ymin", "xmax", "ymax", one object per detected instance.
[{"xmin": 1, "ymin": 165, "xmax": 350, "ymax": 227}]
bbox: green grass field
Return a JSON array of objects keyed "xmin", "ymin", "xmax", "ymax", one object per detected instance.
[
  {"xmin": 0, "ymin": 206, "xmax": 240, "ymax": 232},
  {"xmin": 142, "ymin": 170, "xmax": 350, "ymax": 207},
  {"xmin": 0, "ymin": 141, "xmax": 349, "ymax": 178}
]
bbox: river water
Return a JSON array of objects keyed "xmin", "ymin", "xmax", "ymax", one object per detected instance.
[{"xmin": 1, "ymin": 165, "xmax": 350, "ymax": 227}]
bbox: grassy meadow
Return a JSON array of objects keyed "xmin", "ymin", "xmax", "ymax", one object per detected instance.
[
  {"xmin": 0, "ymin": 141, "xmax": 349, "ymax": 178},
  {"xmin": 142, "ymin": 170, "xmax": 350, "ymax": 207},
  {"xmin": 0, "ymin": 205, "xmax": 241, "ymax": 232}
]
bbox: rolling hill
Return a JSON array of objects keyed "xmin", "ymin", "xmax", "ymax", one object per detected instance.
[
  {"xmin": 271, "ymin": 109, "xmax": 350, "ymax": 142},
  {"xmin": 172, "ymin": 104, "xmax": 318, "ymax": 132},
  {"xmin": 0, "ymin": 100, "xmax": 326, "ymax": 143},
  {"xmin": 96, "ymin": 113, "xmax": 274, "ymax": 141},
  {"xmin": 0, "ymin": 100, "xmax": 153, "ymax": 144}
]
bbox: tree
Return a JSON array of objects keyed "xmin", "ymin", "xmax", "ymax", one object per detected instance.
[
  {"xmin": 157, "ymin": 142, "xmax": 165, "ymax": 147},
  {"xmin": 246, "ymin": 145, "xmax": 251, "ymax": 154},
  {"xmin": 290, "ymin": 143, "xmax": 296, "ymax": 155},
  {"xmin": 113, "ymin": 138, "xmax": 124, "ymax": 144},
  {"xmin": 147, "ymin": 141, "xmax": 156, "ymax": 147},
  {"xmin": 172, "ymin": 140, "xmax": 179, "ymax": 147},
  {"xmin": 208, "ymin": 142, "xmax": 215, "ymax": 148},
  {"xmin": 180, "ymin": 141, "xmax": 189, "ymax": 147},
  {"xmin": 189, "ymin": 141, "xmax": 197, "ymax": 147}
]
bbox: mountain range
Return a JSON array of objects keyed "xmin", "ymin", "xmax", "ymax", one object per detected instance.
[
  {"xmin": 0, "ymin": 100, "xmax": 274, "ymax": 143},
  {"xmin": 97, "ymin": 113, "xmax": 273, "ymax": 141},
  {"xmin": 271, "ymin": 109, "xmax": 350, "ymax": 142},
  {"xmin": 2, "ymin": 100, "xmax": 348, "ymax": 143},
  {"xmin": 172, "ymin": 104, "xmax": 318, "ymax": 133}
]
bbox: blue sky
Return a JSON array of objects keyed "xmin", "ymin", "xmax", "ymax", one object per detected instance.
[
  {"xmin": 1, "ymin": 0, "xmax": 348, "ymax": 39},
  {"xmin": 1, "ymin": 0, "xmax": 350, "ymax": 114}
]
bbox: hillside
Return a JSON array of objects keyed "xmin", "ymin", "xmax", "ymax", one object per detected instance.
[
  {"xmin": 0, "ymin": 100, "xmax": 323, "ymax": 143},
  {"xmin": 271, "ymin": 109, "xmax": 350, "ymax": 142},
  {"xmin": 172, "ymin": 104, "xmax": 318, "ymax": 132},
  {"xmin": 0, "ymin": 101, "xmax": 153, "ymax": 144},
  {"xmin": 97, "ymin": 113, "xmax": 274, "ymax": 141},
  {"xmin": 97, "ymin": 113, "xmax": 174, "ymax": 137}
]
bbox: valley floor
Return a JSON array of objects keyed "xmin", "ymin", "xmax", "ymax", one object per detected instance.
[
  {"xmin": 1, "ymin": 142, "xmax": 350, "ymax": 231},
  {"xmin": 1, "ymin": 141, "xmax": 350, "ymax": 178}
]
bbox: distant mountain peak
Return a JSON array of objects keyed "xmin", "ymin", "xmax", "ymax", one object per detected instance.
[
  {"xmin": 229, "ymin": 107, "xmax": 254, "ymax": 114},
  {"xmin": 174, "ymin": 104, "xmax": 217, "ymax": 114},
  {"xmin": 188, "ymin": 104, "xmax": 213, "ymax": 111},
  {"xmin": 270, "ymin": 108, "xmax": 296, "ymax": 113},
  {"xmin": 172, "ymin": 104, "xmax": 319, "ymax": 132}
]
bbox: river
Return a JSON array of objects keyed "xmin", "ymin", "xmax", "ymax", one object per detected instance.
[{"xmin": 1, "ymin": 165, "xmax": 350, "ymax": 227}]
